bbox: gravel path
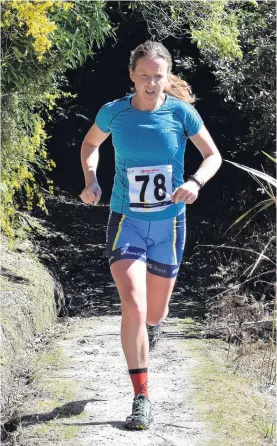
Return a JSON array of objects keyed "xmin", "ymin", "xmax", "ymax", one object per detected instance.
[
  {"xmin": 13, "ymin": 192, "xmax": 212, "ymax": 445},
  {"xmin": 21, "ymin": 316, "xmax": 211, "ymax": 446}
]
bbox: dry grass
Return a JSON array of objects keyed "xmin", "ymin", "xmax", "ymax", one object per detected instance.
[
  {"xmin": 0, "ymin": 235, "xmax": 58, "ymax": 437},
  {"xmin": 185, "ymin": 335, "xmax": 276, "ymax": 446}
]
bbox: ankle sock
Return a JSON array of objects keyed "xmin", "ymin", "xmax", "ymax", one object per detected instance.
[{"xmin": 129, "ymin": 367, "xmax": 149, "ymax": 398}]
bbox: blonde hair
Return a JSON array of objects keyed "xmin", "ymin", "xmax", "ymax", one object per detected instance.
[
  {"xmin": 129, "ymin": 40, "xmax": 195, "ymax": 104},
  {"xmin": 165, "ymin": 73, "xmax": 195, "ymax": 104}
]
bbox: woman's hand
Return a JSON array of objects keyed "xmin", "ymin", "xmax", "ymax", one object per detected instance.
[
  {"xmin": 79, "ymin": 182, "xmax": 102, "ymax": 205},
  {"xmin": 171, "ymin": 180, "xmax": 200, "ymax": 204}
]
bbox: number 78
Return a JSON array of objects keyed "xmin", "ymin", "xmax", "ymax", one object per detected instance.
[{"xmin": 135, "ymin": 174, "xmax": 167, "ymax": 202}]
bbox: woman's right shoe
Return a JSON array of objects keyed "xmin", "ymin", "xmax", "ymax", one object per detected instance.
[{"xmin": 124, "ymin": 394, "xmax": 153, "ymax": 430}]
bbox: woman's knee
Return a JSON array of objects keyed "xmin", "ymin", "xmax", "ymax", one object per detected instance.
[
  {"xmin": 147, "ymin": 305, "xmax": 169, "ymax": 326},
  {"xmin": 121, "ymin": 291, "xmax": 147, "ymax": 321}
]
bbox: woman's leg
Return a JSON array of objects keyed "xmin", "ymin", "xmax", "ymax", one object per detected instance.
[
  {"xmin": 111, "ymin": 258, "xmax": 153, "ymax": 429},
  {"xmin": 107, "ymin": 213, "xmax": 153, "ymax": 429},
  {"xmin": 110, "ymin": 259, "xmax": 149, "ymax": 369},
  {"xmin": 146, "ymin": 272, "xmax": 177, "ymax": 326},
  {"xmin": 146, "ymin": 213, "xmax": 186, "ymax": 327}
]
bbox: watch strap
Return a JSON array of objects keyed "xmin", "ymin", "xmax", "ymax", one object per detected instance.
[{"xmin": 188, "ymin": 174, "xmax": 205, "ymax": 189}]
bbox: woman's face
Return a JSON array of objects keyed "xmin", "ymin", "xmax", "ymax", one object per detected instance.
[{"xmin": 130, "ymin": 56, "xmax": 169, "ymax": 103}]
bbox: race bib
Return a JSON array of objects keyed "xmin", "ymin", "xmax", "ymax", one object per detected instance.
[{"xmin": 127, "ymin": 164, "xmax": 173, "ymax": 212}]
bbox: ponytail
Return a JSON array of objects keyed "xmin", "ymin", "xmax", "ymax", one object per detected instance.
[{"xmin": 165, "ymin": 73, "xmax": 196, "ymax": 104}]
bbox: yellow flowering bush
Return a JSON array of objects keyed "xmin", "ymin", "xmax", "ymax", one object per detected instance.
[
  {"xmin": 1, "ymin": 0, "xmax": 114, "ymax": 239},
  {"xmin": 1, "ymin": 96, "xmax": 54, "ymax": 237},
  {"xmin": 3, "ymin": 0, "xmax": 74, "ymax": 61}
]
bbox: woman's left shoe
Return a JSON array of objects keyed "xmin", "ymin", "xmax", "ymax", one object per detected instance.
[
  {"xmin": 146, "ymin": 323, "xmax": 162, "ymax": 351},
  {"xmin": 124, "ymin": 394, "xmax": 153, "ymax": 430}
]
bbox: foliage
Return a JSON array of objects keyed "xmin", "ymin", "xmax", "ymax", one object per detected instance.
[
  {"xmin": 2, "ymin": 0, "xmax": 67, "ymax": 61},
  {"xmin": 131, "ymin": 0, "xmax": 243, "ymax": 59},
  {"xmin": 131, "ymin": 0, "xmax": 276, "ymax": 343},
  {"xmin": 217, "ymin": 155, "xmax": 276, "ymax": 315},
  {"xmin": 1, "ymin": 0, "xmax": 113, "ymax": 89},
  {"xmin": 225, "ymin": 153, "xmax": 276, "ymax": 232},
  {"xmin": 203, "ymin": 0, "xmax": 276, "ymax": 157},
  {"xmin": 131, "ymin": 1, "xmax": 275, "ymax": 159},
  {"xmin": 2, "ymin": 89, "xmax": 58, "ymax": 237},
  {"xmin": 1, "ymin": 0, "xmax": 114, "ymax": 238}
]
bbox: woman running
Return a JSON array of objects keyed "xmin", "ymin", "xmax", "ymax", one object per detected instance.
[{"xmin": 80, "ymin": 40, "xmax": 222, "ymax": 430}]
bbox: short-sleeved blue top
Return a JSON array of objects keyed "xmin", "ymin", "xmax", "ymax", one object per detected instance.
[{"xmin": 95, "ymin": 93, "xmax": 203, "ymax": 221}]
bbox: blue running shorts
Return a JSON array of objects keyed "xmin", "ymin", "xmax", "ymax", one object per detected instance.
[{"xmin": 106, "ymin": 211, "xmax": 186, "ymax": 278}]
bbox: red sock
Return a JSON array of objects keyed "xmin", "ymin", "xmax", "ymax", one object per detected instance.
[{"xmin": 129, "ymin": 368, "xmax": 149, "ymax": 398}]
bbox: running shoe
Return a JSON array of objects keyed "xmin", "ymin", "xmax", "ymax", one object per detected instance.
[
  {"xmin": 124, "ymin": 394, "xmax": 153, "ymax": 430},
  {"xmin": 147, "ymin": 323, "xmax": 162, "ymax": 351}
]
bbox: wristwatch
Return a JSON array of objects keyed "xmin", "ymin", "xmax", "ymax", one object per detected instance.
[{"xmin": 188, "ymin": 173, "xmax": 205, "ymax": 189}]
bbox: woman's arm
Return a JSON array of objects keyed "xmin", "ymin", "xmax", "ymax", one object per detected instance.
[
  {"xmin": 188, "ymin": 125, "xmax": 222, "ymax": 185},
  {"xmin": 81, "ymin": 123, "xmax": 110, "ymax": 186},
  {"xmin": 80, "ymin": 123, "xmax": 110, "ymax": 204},
  {"xmin": 172, "ymin": 125, "xmax": 222, "ymax": 204}
]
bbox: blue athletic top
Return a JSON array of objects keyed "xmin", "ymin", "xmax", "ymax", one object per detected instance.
[{"xmin": 95, "ymin": 93, "xmax": 203, "ymax": 221}]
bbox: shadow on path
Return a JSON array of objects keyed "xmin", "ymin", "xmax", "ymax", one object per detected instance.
[
  {"xmin": 20, "ymin": 399, "xmax": 105, "ymax": 426},
  {"xmin": 1, "ymin": 267, "xmax": 31, "ymax": 284},
  {"xmin": 4, "ymin": 400, "xmax": 125, "ymax": 434}
]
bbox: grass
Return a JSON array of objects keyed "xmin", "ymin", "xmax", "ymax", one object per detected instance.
[
  {"xmin": 16, "ymin": 341, "xmax": 81, "ymax": 444},
  {"xmin": 25, "ymin": 375, "xmax": 80, "ymax": 442},
  {"xmin": 31, "ymin": 347, "xmax": 67, "ymax": 380},
  {"xmin": 29, "ymin": 346, "xmax": 77, "ymax": 406},
  {"xmin": 43, "ymin": 378, "xmax": 76, "ymax": 402},
  {"xmin": 35, "ymin": 421, "xmax": 78, "ymax": 440},
  {"xmin": 178, "ymin": 317, "xmax": 203, "ymax": 337},
  {"xmin": 0, "ymin": 236, "xmax": 56, "ymax": 361},
  {"xmin": 0, "ymin": 236, "xmax": 57, "ymax": 428},
  {"xmin": 186, "ymin": 335, "xmax": 276, "ymax": 446}
]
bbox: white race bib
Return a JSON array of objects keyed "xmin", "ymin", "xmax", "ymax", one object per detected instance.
[{"xmin": 127, "ymin": 164, "xmax": 173, "ymax": 212}]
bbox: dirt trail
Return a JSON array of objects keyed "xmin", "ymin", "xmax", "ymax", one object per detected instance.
[
  {"xmin": 20, "ymin": 315, "xmax": 211, "ymax": 446},
  {"xmin": 5, "ymin": 191, "xmax": 275, "ymax": 445},
  {"xmin": 10, "ymin": 191, "xmax": 212, "ymax": 444},
  {"xmin": 3, "ymin": 189, "xmax": 276, "ymax": 446}
]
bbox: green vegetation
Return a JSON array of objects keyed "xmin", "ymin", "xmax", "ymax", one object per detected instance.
[
  {"xmin": 225, "ymin": 154, "xmax": 276, "ymax": 229},
  {"xmin": 0, "ymin": 235, "xmax": 57, "ymax": 424},
  {"xmin": 36, "ymin": 423, "xmax": 78, "ymax": 440},
  {"xmin": 136, "ymin": 0, "xmax": 275, "ymax": 354},
  {"xmin": 132, "ymin": 0, "xmax": 275, "ymax": 158},
  {"xmin": 1, "ymin": 1, "xmax": 275, "ymax": 438},
  {"xmin": 31, "ymin": 347, "xmax": 67, "ymax": 381},
  {"xmin": 178, "ymin": 317, "xmax": 203, "ymax": 338},
  {"xmin": 0, "ymin": 237, "xmax": 56, "ymax": 363},
  {"xmin": 187, "ymin": 338, "xmax": 276, "ymax": 445},
  {"xmin": 132, "ymin": 0, "xmax": 243, "ymax": 59},
  {"xmin": 24, "ymin": 342, "xmax": 82, "ymax": 443},
  {"xmin": 1, "ymin": 0, "xmax": 114, "ymax": 238},
  {"xmin": 201, "ymin": 1, "xmax": 275, "ymax": 158}
]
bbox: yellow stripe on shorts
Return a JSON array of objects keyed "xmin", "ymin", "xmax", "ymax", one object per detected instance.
[
  {"xmin": 173, "ymin": 216, "xmax": 177, "ymax": 264},
  {"xmin": 112, "ymin": 215, "xmax": 126, "ymax": 251}
]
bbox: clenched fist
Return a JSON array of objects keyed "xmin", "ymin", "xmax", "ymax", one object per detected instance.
[
  {"xmin": 79, "ymin": 183, "xmax": 102, "ymax": 205},
  {"xmin": 171, "ymin": 180, "xmax": 200, "ymax": 204}
]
